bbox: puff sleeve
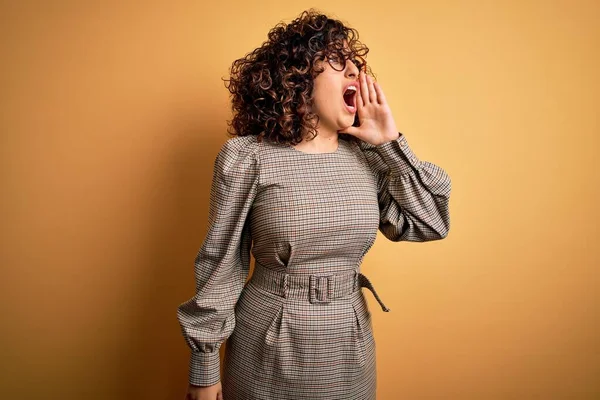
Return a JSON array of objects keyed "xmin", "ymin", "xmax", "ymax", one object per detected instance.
[
  {"xmin": 358, "ymin": 132, "xmax": 451, "ymax": 241},
  {"xmin": 177, "ymin": 136, "xmax": 260, "ymax": 386}
]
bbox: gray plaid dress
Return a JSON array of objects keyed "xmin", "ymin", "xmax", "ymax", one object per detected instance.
[{"xmin": 177, "ymin": 133, "xmax": 451, "ymax": 399}]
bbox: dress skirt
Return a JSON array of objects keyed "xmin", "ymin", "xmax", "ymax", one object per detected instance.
[{"xmin": 222, "ymin": 262, "xmax": 383, "ymax": 399}]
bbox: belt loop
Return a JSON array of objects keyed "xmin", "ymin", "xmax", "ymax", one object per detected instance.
[{"xmin": 283, "ymin": 273, "xmax": 289, "ymax": 298}]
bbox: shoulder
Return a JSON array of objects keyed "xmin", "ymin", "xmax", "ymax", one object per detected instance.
[
  {"xmin": 217, "ymin": 135, "xmax": 260, "ymax": 161},
  {"xmin": 219, "ymin": 135, "xmax": 260, "ymax": 158},
  {"xmin": 346, "ymin": 137, "xmax": 388, "ymax": 176},
  {"xmin": 219, "ymin": 135, "xmax": 259, "ymax": 151},
  {"xmin": 346, "ymin": 136, "xmax": 376, "ymax": 162},
  {"xmin": 214, "ymin": 135, "xmax": 261, "ymax": 173}
]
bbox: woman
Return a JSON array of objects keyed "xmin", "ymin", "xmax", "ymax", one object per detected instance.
[{"xmin": 177, "ymin": 9, "xmax": 451, "ymax": 400}]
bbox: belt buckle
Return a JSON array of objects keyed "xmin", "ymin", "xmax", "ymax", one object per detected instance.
[{"xmin": 309, "ymin": 274, "xmax": 334, "ymax": 304}]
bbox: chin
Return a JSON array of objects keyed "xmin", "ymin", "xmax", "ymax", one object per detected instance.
[{"xmin": 338, "ymin": 115, "xmax": 356, "ymax": 129}]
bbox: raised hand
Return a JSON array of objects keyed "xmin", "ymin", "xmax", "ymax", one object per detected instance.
[{"xmin": 338, "ymin": 70, "xmax": 400, "ymax": 146}]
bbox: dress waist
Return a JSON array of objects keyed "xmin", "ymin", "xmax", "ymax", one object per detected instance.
[{"xmin": 249, "ymin": 262, "xmax": 391, "ymax": 312}]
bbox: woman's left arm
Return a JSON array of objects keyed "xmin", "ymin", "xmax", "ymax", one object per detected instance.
[
  {"xmin": 339, "ymin": 69, "xmax": 451, "ymax": 241},
  {"xmin": 358, "ymin": 132, "xmax": 451, "ymax": 241}
]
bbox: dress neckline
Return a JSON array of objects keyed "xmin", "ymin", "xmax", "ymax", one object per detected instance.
[{"xmin": 286, "ymin": 140, "xmax": 342, "ymax": 155}]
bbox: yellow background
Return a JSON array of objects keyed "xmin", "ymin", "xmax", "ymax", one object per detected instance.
[{"xmin": 2, "ymin": 1, "xmax": 599, "ymax": 399}]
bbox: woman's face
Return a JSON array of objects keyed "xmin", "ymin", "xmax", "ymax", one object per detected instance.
[{"xmin": 310, "ymin": 43, "xmax": 362, "ymax": 136}]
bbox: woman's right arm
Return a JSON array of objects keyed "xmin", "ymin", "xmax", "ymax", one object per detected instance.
[{"xmin": 177, "ymin": 136, "xmax": 260, "ymax": 388}]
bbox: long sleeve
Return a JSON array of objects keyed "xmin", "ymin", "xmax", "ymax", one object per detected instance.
[
  {"xmin": 358, "ymin": 132, "xmax": 451, "ymax": 242},
  {"xmin": 177, "ymin": 136, "xmax": 260, "ymax": 386}
]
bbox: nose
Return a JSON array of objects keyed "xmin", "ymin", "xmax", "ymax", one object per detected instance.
[{"xmin": 345, "ymin": 59, "xmax": 359, "ymax": 78}]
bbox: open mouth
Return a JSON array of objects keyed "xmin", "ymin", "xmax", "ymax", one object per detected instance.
[{"xmin": 343, "ymin": 85, "xmax": 358, "ymax": 112}]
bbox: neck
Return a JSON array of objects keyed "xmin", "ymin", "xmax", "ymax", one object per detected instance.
[{"xmin": 295, "ymin": 129, "xmax": 339, "ymax": 152}]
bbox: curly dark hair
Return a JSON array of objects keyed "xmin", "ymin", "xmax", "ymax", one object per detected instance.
[{"xmin": 222, "ymin": 8, "xmax": 376, "ymax": 146}]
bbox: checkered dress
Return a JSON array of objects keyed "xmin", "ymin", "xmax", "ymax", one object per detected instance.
[{"xmin": 177, "ymin": 133, "xmax": 451, "ymax": 399}]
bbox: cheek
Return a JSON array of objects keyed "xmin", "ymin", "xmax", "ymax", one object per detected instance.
[
  {"xmin": 313, "ymin": 85, "xmax": 338, "ymax": 109},
  {"xmin": 310, "ymin": 88, "xmax": 326, "ymax": 112}
]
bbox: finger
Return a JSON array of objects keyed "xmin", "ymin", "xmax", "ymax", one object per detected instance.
[
  {"xmin": 356, "ymin": 82, "xmax": 364, "ymax": 110},
  {"xmin": 373, "ymin": 81, "xmax": 386, "ymax": 105},
  {"xmin": 359, "ymin": 70, "xmax": 369, "ymax": 105},
  {"xmin": 367, "ymin": 75, "xmax": 377, "ymax": 104}
]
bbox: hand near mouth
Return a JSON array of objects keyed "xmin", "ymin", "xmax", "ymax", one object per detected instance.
[{"xmin": 338, "ymin": 70, "xmax": 400, "ymax": 146}]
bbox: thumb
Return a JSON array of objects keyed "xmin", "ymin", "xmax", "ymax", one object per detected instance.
[{"xmin": 338, "ymin": 125, "xmax": 361, "ymax": 136}]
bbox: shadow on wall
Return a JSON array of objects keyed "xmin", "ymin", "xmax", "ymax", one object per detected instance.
[{"xmin": 110, "ymin": 105, "xmax": 237, "ymax": 398}]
